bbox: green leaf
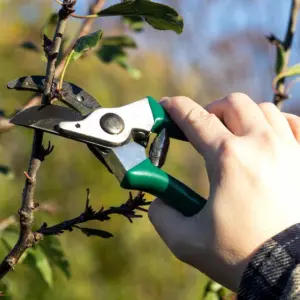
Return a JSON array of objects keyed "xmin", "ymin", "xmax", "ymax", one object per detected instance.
[
  {"xmin": 1, "ymin": 228, "xmax": 28, "ymax": 263},
  {"xmin": 39, "ymin": 236, "xmax": 71, "ymax": 279},
  {"xmin": 98, "ymin": 45, "xmax": 126, "ymax": 63},
  {"xmin": 273, "ymin": 64, "xmax": 300, "ymax": 86},
  {"xmin": 117, "ymin": 56, "xmax": 142, "ymax": 80},
  {"xmin": 123, "ymin": 16, "xmax": 144, "ymax": 32},
  {"xmin": 97, "ymin": 35, "xmax": 140, "ymax": 79},
  {"xmin": 0, "ymin": 282, "xmax": 12, "ymax": 300},
  {"xmin": 102, "ymin": 36, "xmax": 137, "ymax": 48},
  {"xmin": 75, "ymin": 226, "xmax": 113, "ymax": 238},
  {"xmin": 1, "ymin": 229, "xmax": 18, "ymax": 249},
  {"xmin": 69, "ymin": 30, "xmax": 103, "ymax": 64},
  {"xmin": 24, "ymin": 245, "xmax": 53, "ymax": 288},
  {"xmin": 20, "ymin": 41, "xmax": 40, "ymax": 53},
  {"xmin": 97, "ymin": 0, "xmax": 184, "ymax": 34},
  {"xmin": 97, "ymin": 45, "xmax": 142, "ymax": 79}
]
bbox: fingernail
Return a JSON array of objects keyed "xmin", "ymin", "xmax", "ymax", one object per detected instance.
[{"xmin": 160, "ymin": 97, "xmax": 170, "ymax": 106}]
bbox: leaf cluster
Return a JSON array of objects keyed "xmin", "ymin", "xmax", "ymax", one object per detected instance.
[
  {"xmin": 21, "ymin": 0, "xmax": 184, "ymax": 81},
  {"xmin": 1, "ymin": 229, "xmax": 70, "ymax": 288}
]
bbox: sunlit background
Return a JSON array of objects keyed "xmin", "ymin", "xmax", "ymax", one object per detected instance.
[{"xmin": 0, "ymin": 0, "xmax": 299, "ymax": 299}]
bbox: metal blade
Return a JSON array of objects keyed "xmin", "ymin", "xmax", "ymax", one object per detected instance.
[
  {"xmin": 7, "ymin": 76, "xmax": 101, "ymax": 115},
  {"xmin": 10, "ymin": 105, "xmax": 116, "ymax": 174},
  {"xmin": 10, "ymin": 105, "xmax": 83, "ymax": 135}
]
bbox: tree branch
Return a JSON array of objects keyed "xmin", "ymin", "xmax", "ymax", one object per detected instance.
[
  {"xmin": 34, "ymin": 191, "xmax": 149, "ymax": 239},
  {"xmin": 55, "ymin": 0, "xmax": 106, "ymax": 76},
  {"xmin": 0, "ymin": 0, "xmax": 106, "ymax": 133},
  {"xmin": 273, "ymin": 0, "xmax": 300, "ymax": 109},
  {"xmin": 0, "ymin": 1, "xmax": 75, "ymax": 279}
]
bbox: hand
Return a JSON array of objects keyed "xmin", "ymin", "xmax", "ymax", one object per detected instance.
[{"xmin": 148, "ymin": 93, "xmax": 300, "ymax": 292}]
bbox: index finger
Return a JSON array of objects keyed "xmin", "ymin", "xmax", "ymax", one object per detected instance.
[{"xmin": 161, "ymin": 96, "xmax": 232, "ymax": 157}]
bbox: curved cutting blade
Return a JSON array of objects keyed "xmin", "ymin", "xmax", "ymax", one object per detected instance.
[
  {"xmin": 10, "ymin": 105, "xmax": 83, "ymax": 135},
  {"xmin": 10, "ymin": 105, "xmax": 114, "ymax": 172},
  {"xmin": 7, "ymin": 76, "xmax": 101, "ymax": 115},
  {"xmin": 9, "ymin": 83, "xmax": 114, "ymax": 172}
]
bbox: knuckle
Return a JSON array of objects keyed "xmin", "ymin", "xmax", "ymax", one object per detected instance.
[
  {"xmin": 226, "ymin": 92, "xmax": 252, "ymax": 107},
  {"xmin": 185, "ymin": 107, "xmax": 217, "ymax": 128},
  {"xmin": 218, "ymin": 137, "xmax": 239, "ymax": 161},
  {"xmin": 258, "ymin": 129, "xmax": 276, "ymax": 145}
]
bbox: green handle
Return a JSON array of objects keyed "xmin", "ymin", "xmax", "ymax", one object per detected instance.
[
  {"xmin": 121, "ymin": 159, "xmax": 206, "ymax": 217},
  {"xmin": 147, "ymin": 96, "xmax": 187, "ymax": 141}
]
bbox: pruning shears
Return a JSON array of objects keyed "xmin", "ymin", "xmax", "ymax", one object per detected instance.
[{"xmin": 8, "ymin": 76, "xmax": 207, "ymax": 216}]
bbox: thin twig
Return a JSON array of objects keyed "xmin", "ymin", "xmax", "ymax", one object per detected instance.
[
  {"xmin": 34, "ymin": 191, "xmax": 149, "ymax": 239},
  {"xmin": 76, "ymin": 0, "xmax": 106, "ymax": 39},
  {"xmin": 70, "ymin": 14, "xmax": 98, "ymax": 19},
  {"xmin": 0, "ymin": 0, "xmax": 106, "ymax": 131},
  {"xmin": 273, "ymin": 0, "xmax": 300, "ymax": 109},
  {"xmin": 0, "ymin": 2, "xmax": 75, "ymax": 279},
  {"xmin": 43, "ymin": 8, "xmax": 70, "ymax": 104},
  {"xmin": 55, "ymin": 0, "xmax": 106, "ymax": 76}
]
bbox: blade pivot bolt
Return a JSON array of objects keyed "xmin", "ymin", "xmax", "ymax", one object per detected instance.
[{"xmin": 100, "ymin": 113, "xmax": 125, "ymax": 135}]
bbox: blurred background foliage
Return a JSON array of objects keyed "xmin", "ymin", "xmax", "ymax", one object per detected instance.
[{"xmin": 0, "ymin": 0, "xmax": 299, "ymax": 299}]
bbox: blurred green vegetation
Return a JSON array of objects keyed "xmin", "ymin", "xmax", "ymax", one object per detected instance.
[{"xmin": 0, "ymin": 1, "xmax": 220, "ymax": 299}]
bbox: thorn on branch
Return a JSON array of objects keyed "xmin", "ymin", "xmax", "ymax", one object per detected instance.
[
  {"xmin": 84, "ymin": 188, "xmax": 96, "ymax": 218},
  {"xmin": 43, "ymin": 34, "xmax": 52, "ymax": 59},
  {"xmin": 97, "ymin": 191, "xmax": 148, "ymax": 223},
  {"xmin": 41, "ymin": 222, "xmax": 48, "ymax": 229},
  {"xmin": 59, "ymin": 0, "xmax": 77, "ymax": 18},
  {"xmin": 266, "ymin": 34, "xmax": 283, "ymax": 47},
  {"xmin": 36, "ymin": 190, "xmax": 150, "ymax": 237},
  {"xmin": 273, "ymin": 90, "xmax": 290, "ymax": 100},
  {"xmin": 24, "ymin": 172, "xmax": 34, "ymax": 184},
  {"xmin": 85, "ymin": 188, "xmax": 91, "ymax": 211},
  {"xmin": 33, "ymin": 202, "xmax": 40, "ymax": 210},
  {"xmin": 39, "ymin": 141, "xmax": 54, "ymax": 161}
]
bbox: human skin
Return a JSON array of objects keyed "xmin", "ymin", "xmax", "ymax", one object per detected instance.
[{"xmin": 148, "ymin": 93, "xmax": 300, "ymax": 292}]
